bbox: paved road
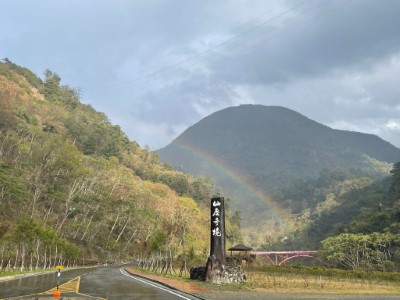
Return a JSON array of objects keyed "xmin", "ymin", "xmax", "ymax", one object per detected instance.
[{"xmin": 0, "ymin": 265, "xmax": 200, "ymax": 299}]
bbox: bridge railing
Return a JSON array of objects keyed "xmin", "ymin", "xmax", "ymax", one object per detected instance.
[
  {"xmin": 253, "ymin": 251, "xmax": 318, "ymax": 255},
  {"xmin": 251, "ymin": 251, "xmax": 320, "ymax": 266}
]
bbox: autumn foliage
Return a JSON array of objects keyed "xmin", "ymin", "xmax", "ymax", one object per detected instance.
[{"xmin": 0, "ymin": 60, "xmax": 241, "ymax": 272}]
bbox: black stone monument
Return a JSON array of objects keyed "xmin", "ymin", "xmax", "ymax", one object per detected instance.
[
  {"xmin": 209, "ymin": 196, "xmax": 226, "ymax": 264},
  {"xmin": 206, "ymin": 197, "xmax": 226, "ymax": 283},
  {"xmin": 192, "ymin": 196, "xmax": 246, "ymax": 284}
]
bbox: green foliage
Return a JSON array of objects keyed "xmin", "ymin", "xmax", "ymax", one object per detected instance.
[
  {"xmin": 148, "ymin": 231, "xmax": 167, "ymax": 253},
  {"xmin": 314, "ymin": 165, "xmax": 400, "ymax": 271},
  {"xmin": 312, "ymin": 166, "xmax": 399, "ymax": 240},
  {"xmin": 0, "ymin": 162, "xmax": 30, "ymax": 218},
  {"xmin": 226, "ymin": 209, "xmax": 242, "ymax": 244},
  {"xmin": 64, "ymin": 107, "xmax": 131, "ymax": 159},
  {"xmin": 389, "ymin": 162, "xmax": 400, "ymax": 197},
  {"xmin": 43, "ymin": 69, "xmax": 61, "ymax": 102},
  {"xmin": 158, "ymin": 105, "xmax": 400, "ymax": 222},
  {"xmin": 257, "ymin": 163, "xmax": 400, "ymax": 255},
  {"xmin": 2, "ymin": 58, "xmax": 43, "ymax": 90},
  {"xmin": 321, "ymin": 232, "xmax": 400, "ymax": 271},
  {"xmin": 275, "ymin": 169, "xmax": 373, "ymax": 214},
  {"xmin": 0, "ymin": 62, "xmax": 218, "ymax": 270},
  {"xmin": 0, "ymin": 62, "xmax": 20, "ymax": 83}
]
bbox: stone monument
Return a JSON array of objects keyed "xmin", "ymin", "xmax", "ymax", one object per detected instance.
[{"xmin": 204, "ymin": 197, "xmax": 246, "ymax": 284}]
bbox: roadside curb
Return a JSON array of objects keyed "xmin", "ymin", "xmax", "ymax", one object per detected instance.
[
  {"xmin": 0, "ymin": 270, "xmax": 55, "ymax": 282},
  {"xmin": 0, "ymin": 266, "xmax": 95, "ymax": 282},
  {"xmin": 123, "ymin": 268, "xmax": 207, "ymax": 300}
]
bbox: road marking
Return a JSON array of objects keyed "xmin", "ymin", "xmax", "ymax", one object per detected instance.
[
  {"xmin": 120, "ymin": 268, "xmax": 194, "ymax": 300},
  {"xmin": 2, "ymin": 270, "xmax": 107, "ymax": 300},
  {"xmin": 76, "ymin": 275, "xmax": 81, "ymax": 293},
  {"xmin": 75, "ymin": 291, "xmax": 107, "ymax": 299},
  {"xmin": 47, "ymin": 276, "xmax": 80, "ymax": 293},
  {"xmin": 42, "ymin": 275, "xmax": 107, "ymax": 299}
]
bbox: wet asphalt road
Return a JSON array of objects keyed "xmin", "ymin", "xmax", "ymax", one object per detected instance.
[
  {"xmin": 4, "ymin": 267, "xmax": 398, "ymax": 300},
  {"xmin": 0, "ymin": 265, "xmax": 200, "ymax": 299},
  {"xmin": 0, "ymin": 267, "xmax": 94, "ymax": 298}
]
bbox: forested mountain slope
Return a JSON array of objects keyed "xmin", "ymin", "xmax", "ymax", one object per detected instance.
[
  {"xmin": 158, "ymin": 105, "xmax": 399, "ymax": 184},
  {"xmin": 1, "ymin": 60, "xmax": 397, "ymax": 272},
  {"xmin": 271, "ymin": 165, "xmax": 400, "ymax": 271},
  {"xmin": 0, "ymin": 60, "xmax": 241, "ymax": 270},
  {"xmin": 158, "ymin": 105, "xmax": 398, "ymax": 215}
]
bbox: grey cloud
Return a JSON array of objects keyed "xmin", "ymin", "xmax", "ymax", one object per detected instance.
[
  {"xmin": 128, "ymin": 74, "xmax": 238, "ymax": 125},
  {"xmin": 211, "ymin": 0, "xmax": 400, "ymax": 85},
  {"xmin": 0, "ymin": 1, "xmax": 231, "ymax": 82},
  {"xmin": 2, "ymin": 0, "xmax": 400, "ymax": 149}
]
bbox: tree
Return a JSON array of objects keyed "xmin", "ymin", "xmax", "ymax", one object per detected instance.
[
  {"xmin": 321, "ymin": 233, "xmax": 372, "ymax": 270},
  {"xmin": 0, "ymin": 163, "xmax": 30, "ymax": 219},
  {"xmin": 0, "ymin": 62, "xmax": 214, "ymax": 269},
  {"xmin": 43, "ymin": 69, "xmax": 61, "ymax": 102},
  {"xmin": 390, "ymin": 162, "xmax": 400, "ymax": 197},
  {"xmin": 321, "ymin": 232, "xmax": 400, "ymax": 271}
]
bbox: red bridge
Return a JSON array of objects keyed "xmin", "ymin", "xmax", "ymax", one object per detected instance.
[{"xmin": 253, "ymin": 251, "xmax": 320, "ymax": 265}]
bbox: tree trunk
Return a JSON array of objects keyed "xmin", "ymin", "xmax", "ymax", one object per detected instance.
[
  {"xmin": 0, "ymin": 245, "xmax": 5, "ymax": 271},
  {"xmin": 30, "ymin": 186, "xmax": 42, "ymax": 219},
  {"xmin": 122, "ymin": 228, "xmax": 137, "ymax": 252},
  {"xmin": 20, "ymin": 244, "xmax": 26, "ymax": 272},
  {"xmin": 106, "ymin": 212, "xmax": 121, "ymax": 248},
  {"xmin": 13, "ymin": 246, "xmax": 19, "ymax": 271},
  {"xmin": 114, "ymin": 217, "xmax": 130, "ymax": 247}
]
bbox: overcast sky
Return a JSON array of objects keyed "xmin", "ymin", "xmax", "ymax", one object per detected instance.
[{"xmin": 1, "ymin": 0, "xmax": 400, "ymax": 149}]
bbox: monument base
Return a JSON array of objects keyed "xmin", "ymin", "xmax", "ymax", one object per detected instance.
[
  {"xmin": 189, "ymin": 266, "xmax": 206, "ymax": 281},
  {"xmin": 198, "ymin": 254, "xmax": 246, "ymax": 284}
]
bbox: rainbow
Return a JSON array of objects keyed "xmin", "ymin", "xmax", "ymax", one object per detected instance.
[{"xmin": 172, "ymin": 139, "xmax": 290, "ymax": 220}]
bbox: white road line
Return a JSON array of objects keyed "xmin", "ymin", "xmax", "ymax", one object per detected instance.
[{"xmin": 119, "ymin": 268, "xmax": 193, "ymax": 300}]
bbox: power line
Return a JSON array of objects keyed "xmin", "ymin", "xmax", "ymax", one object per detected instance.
[
  {"xmin": 86, "ymin": 0, "xmax": 313, "ymax": 96},
  {"xmin": 87, "ymin": 0, "xmax": 348, "ymax": 98}
]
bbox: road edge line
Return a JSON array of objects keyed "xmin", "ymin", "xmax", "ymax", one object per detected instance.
[{"xmin": 121, "ymin": 268, "xmax": 205, "ymax": 300}]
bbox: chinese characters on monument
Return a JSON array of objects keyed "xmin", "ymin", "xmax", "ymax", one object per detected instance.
[
  {"xmin": 209, "ymin": 197, "xmax": 226, "ymax": 264},
  {"xmin": 212, "ymin": 200, "xmax": 222, "ymax": 237}
]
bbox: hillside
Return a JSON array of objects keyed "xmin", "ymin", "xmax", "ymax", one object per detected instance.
[
  {"xmin": 158, "ymin": 105, "xmax": 400, "ymax": 240},
  {"xmin": 0, "ymin": 60, "xmax": 241, "ymax": 270}
]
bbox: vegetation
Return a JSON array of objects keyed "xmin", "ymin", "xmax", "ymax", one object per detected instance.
[
  {"xmin": 151, "ymin": 102, "xmax": 400, "ymax": 272},
  {"xmin": 321, "ymin": 232, "xmax": 400, "ymax": 271},
  {"xmin": 0, "ymin": 59, "xmax": 242, "ymax": 273},
  {"xmin": 244, "ymin": 265, "xmax": 400, "ymax": 293},
  {"xmin": 258, "ymin": 166, "xmax": 400, "ymax": 271},
  {"xmin": 1, "ymin": 60, "xmax": 399, "ymax": 279},
  {"xmin": 129, "ymin": 264, "xmax": 400, "ymax": 296},
  {"xmin": 157, "ymin": 104, "xmax": 399, "ymax": 250}
]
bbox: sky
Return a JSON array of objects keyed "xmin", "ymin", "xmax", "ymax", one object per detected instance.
[{"xmin": 1, "ymin": 0, "xmax": 400, "ymax": 150}]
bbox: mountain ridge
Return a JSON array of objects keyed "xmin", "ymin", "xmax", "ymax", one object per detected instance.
[
  {"xmin": 157, "ymin": 104, "xmax": 400, "ymax": 226},
  {"xmin": 159, "ymin": 104, "xmax": 400, "ymax": 177}
]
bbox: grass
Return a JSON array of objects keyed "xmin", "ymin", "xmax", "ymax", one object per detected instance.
[
  {"xmin": 6, "ymin": 263, "xmax": 398, "ymax": 296},
  {"xmin": 135, "ymin": 264, "xmax": 400, "ymax": 296},
  {"xmin": 0, "ymin": 266, "xmax": 90, "ymax": 278},
  {"xmin": 0, "ymin": 268, "xmax": 55, "ymax": 279},
  {"xmin": 244, "ymin": 267, "xmax": 400, "ymax": 295}
]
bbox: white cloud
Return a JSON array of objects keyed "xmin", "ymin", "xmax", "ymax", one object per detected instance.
[
  {"xmin": 326, "ymin": 118, "xmax": 400, "ymax": 148},
  {"xmin": 386, "ymin": 120, "xmax": 400, "ymax": 131}
]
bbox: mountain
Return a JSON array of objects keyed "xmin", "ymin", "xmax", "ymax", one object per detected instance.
[
  {"xmin": 157, "ymin": 105, "xmax": 400, "ymax": 230},
  {"xmin": 0, "ymin": 60, "xmax": 242, "ymax": 269}
]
